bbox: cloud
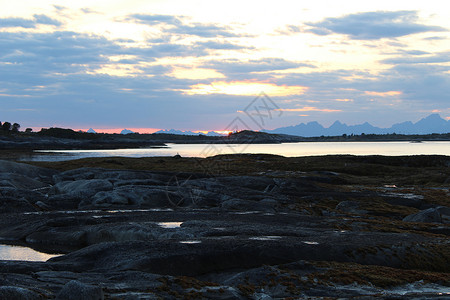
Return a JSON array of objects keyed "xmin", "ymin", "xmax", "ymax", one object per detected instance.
[
  {"xmin": 0, "ymin": 14, "xmax": 62, "ymax": 28},
  {"xmin": 364, "ymin": 91, "xmax": 402, "ymax": 97},
  {"xmin": 0, "ymin": 17, "xmax": 36, "ymax": 28},
  {"xmin": 275, "ymin": 25, "xmax": 302, "ymax": 35},
  {"xmin": 167, "ymin": 23, "xmax": 239, "ymax": 38},
  {"xmin": 276, "ymin": 107, "xmax": 341, "ymax": 112},
  {"xmin": 305, "ymin": 11, "xmax": 446, "ymax": 40},
  {"xmin": 195, "ymin": 41, "xmax": 250, "ymax": 50},
  {"xmin": 32, "ymin": 14, "xmax": 62, "ymax": 26},
  {"xmin": 205, "ymin": 58, "xmax": 315, "ymax": 79},
  {"xmin": 125, "ymin": 14, "xmax": 239, "ymax": 38},
  {"xmin": 126, "ymin": 14, "xmax": 182, "ymax": 26},
  {"xmin": 180, "ymin": 81, "xmax": 307, "ymax": 96},
  {"xmin": 423, "ymin": 36, "xmax": 447, "ymax": 41},
  {"xmin": 381, "ymin": 51, "xmax": 450, "ymax": 65}
]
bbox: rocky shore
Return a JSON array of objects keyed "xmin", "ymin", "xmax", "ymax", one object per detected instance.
[{"xmin": 0, "ymin": 155, "xmax": 449, "ymax": 299}]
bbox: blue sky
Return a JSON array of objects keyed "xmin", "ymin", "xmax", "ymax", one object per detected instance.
[{"xmin": 1, "ymin": 0, "xmax": 449, "ymax": 132}]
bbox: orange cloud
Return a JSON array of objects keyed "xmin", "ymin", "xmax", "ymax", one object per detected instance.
[
  {"xmin": 335, "ymin": 98, "xmax": 353, "ymax": 102},
  {"xmin": 364, "ymin": 91, "xmax": 402, "ymax": 97},
  {"xmin": 276, "ymin": 107, "xmax": 341, "ymax": 112}
]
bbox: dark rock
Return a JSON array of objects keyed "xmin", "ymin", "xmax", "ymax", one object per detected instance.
[
  {"xmin": 85, "ymin": 186, "xmax": 171, "ymax": 208},
  {"xmin": 384, "ymin": 194, "xmax": 423, "ymax": 208},
  {"xmin": 50, "ymin": 179, "xmax": 113, "ymax": 198},
  {"xmin": 35, "ymin": 200, "xmax": 51, "ymax": 210},
  {"xmin": 0, "ymin": 195, "xmax": 36, "ymax": 213},
  {"xmin": 0, "ymin": 160, "xmax": 57, "ymax": 182},
  {"xmin": 0, "ymin": 286, "xmax": 42, "ymax": 300},
  {"xmin": 0, "ymin": 173, "xmax": 49, "ymax": 190},
  {"xmin": 335, "ymin": 201, "xmax": 368, "ymax": 214},
  {"xmin": 221, "ymin": 199, "xmax": 257, "ymax": 211},
  {"xmin": 56, "ymin": 280, "xmax": 103, "ymax": 300},
  {"xmin": 403, "ymin": 207, "xmax": 443, "ymax": 223}
]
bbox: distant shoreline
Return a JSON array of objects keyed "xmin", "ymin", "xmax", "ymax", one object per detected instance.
[{"xmin": 0, "ymin": 129, "xmax": 449, "ymax": 157}]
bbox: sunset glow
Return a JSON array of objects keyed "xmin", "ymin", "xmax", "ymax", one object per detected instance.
[
  {"xmin": 1, "ymin": 0, "xmax": 449, "ymax": 130},
  {"xmin": 182, "ymin": 81, "xmax": 308, "ymax": 96}
]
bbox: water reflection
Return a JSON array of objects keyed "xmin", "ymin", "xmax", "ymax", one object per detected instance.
[
  {"xmin": 0, "ymin": 244, "xmax": 61, "ymax": 261},
  {"xmin": 25, "ymin": 141, "xmax": 450, "ymax": 162},
  {"xmin": 158, "ymin": 222, "xmax": 183, "ymax": 228}
]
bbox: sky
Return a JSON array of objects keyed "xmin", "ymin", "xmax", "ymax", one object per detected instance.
[{"xmin": 1, "ymin": 0, "xmax": 449, "ymax": 133}]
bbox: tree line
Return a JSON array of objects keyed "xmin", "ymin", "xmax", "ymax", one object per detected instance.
[
  {"xmin": 0, "ymin": 121, "xmax": 20, "ymax": 132},
  {"xmin": 0, "ymin": 121, "xmax": 33, "ymax": 134}
]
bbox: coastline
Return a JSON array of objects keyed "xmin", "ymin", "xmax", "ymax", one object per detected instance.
[{"xmin": 0, "ymin": 154, "xmax": 449, "ymax": 298}]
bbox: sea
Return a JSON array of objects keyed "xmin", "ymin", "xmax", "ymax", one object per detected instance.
[{"xmin": 27, "ymin": 141, "xmax": 450, "ymax": 161}]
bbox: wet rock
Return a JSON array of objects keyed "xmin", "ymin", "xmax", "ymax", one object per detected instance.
[
  {"xmin": 403, "ymin": 207, "xmax": 443, "ymax": 223},
  {"xmin": 0, "ymin": 286, "xmax": 42, "ymax": 300},
  {"xmin": 56, "ymin": 280, "xmax": 103, "ymax": 300}
]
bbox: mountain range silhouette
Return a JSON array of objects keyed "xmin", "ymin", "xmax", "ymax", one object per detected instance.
[{"xmin": 264, "ymin": 114, "xmax": 450, "ymax": 137}]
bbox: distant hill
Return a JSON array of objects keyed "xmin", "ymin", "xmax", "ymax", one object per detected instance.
[
  {"xmin": 87, "ymin": 128, "xmax": 97, "ymax": 133},
  {"xmin": 264, "ymin": 114, "xmax": 450, "ymax": 137}
]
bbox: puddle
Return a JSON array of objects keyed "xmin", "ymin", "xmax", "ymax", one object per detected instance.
[
  {"xmin": 249, "ymin": 236, "xmax": 281, "ymax": 241},
  {"xmin": 179, "ymin": 240, "xmax": 202, "ymax": 244},
  {"xmin": 0, "ymin": 244, "xmax": 62, "ymax": 262},
  {"xmin": 158, "ymin": 222, "xmax": 182, "ymax": 229},
  {"xmin": 302, "ymin": 241, "xmax": 319, "ymax": 245}
]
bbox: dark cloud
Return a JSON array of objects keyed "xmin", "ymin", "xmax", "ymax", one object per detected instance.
[
  {"xmin": 0, "ymin": 14, "xmax": 62, "ymax": 28},
  {"xmin": 305, "ymin": 11, "xmax": 446, "ymax": 40}
]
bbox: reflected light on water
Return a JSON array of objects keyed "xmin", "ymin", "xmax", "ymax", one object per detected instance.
[
  {"xmin": 29, "ymin": 141, "xmax": 450, "ymax": 162},
  {"xmin": 0, "ymin": 244, "xmax": 61, "ymax": 262},
  {"xmin": 158, "ymin": 222, "xmax": 183, "ymax": 228}
]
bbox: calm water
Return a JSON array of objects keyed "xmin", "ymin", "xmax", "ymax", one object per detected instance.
[
  {"xmin": 0, "ymin": 244, "xmax": 61, "ymax": 261},
  {"xmin": 29, "ymin": 141, "xmax": 450, "ymax": 161}
]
